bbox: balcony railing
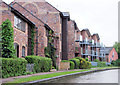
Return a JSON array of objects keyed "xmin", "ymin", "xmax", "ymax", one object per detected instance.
[
  {"xmin": 81, "ymin": 50, "xmax": 91, "ymax": 55},
  {"xmin": 91, "ymin": 43, "xmax": 101, "ymax": 48}
]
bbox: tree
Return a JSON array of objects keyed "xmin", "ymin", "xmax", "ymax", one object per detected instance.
[
  {"xmin": 113, "ymin": 42, "xmax": 120, "ymax": 59},
  {"xmin": 1, "ymin": 19, "xmax": 15, "ymax": 58}
]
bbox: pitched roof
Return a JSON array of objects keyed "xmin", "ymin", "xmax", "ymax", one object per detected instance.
[
  {"xmin": 81, "ymin": 28, "xmax": 91, "ymax": 37},
  {"xmin": 104, "ymin": 47, "xmax": 113, "ymax": 55},
  {"xmin": 92, "ymin": 33, "xmax": 100, "ymax": 40},
  {"xmin": 1, "ymin": 2, "xmax": 35, "ymax": 26},
  {"xmin": 10, "ymin": 2, "xmax": 53, "ymax": 31}
]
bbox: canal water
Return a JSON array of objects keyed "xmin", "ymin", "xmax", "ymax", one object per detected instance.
[{"xmin": 42, "ymin": 69, "xmax": 119, "ymax": 83}]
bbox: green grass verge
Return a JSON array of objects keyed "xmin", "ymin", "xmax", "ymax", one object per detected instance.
[{"xmin": 4, "ymin": 66, "xmax": 119, "ymax": 84}]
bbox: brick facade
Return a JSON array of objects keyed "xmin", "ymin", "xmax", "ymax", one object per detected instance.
[{"xmin": 0, "ymin": 2, "xmax": 29, "ymax": 58}]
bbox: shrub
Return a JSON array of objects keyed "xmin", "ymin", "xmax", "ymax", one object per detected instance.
[
  {"xmin": 1, "ymin": 58, "xmax": 27, "ymax": 78},
  {"xmin": 94, "ymin": 59, "xmax": 99, "ymax": 62},
  {"xmin": 75, "ymin": 57, "xmax": 91, "ymax": 69},
  {"xmin": 111, "ymin": 60, "xmax": 116, "ymax": 66},
  {"xmin": 1, "ymin": 19, "xmax": 15, "ymax": 58},
  {"xmin": 61, "ymin": 60, "xmax": 69, "ymax": 62},
  {"xmin": 69, "ymin": 61, "xmax": 75, "ymax": 70},
  {"xmin": 69, "ymin": 58, "xmax": 80, "ymax": 69},
  {"xmin": 25, "ymin": 55, "xmax": 52, "ymax": 73},
  {"xmin": 115, "ymin": 59, "xmax": 120, "ymax": 66},
  {"xmin": 85, "ymin": 58, "xmax": 89, "ymax": 61},
  {"xmin": 86, "ymin": 61, "xmax": 92, "ymax": 68},
  {"xmin": 97, "ymin": 62, "xmax": 107, "ymax": 67}
]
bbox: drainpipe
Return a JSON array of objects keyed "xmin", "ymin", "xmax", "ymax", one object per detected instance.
[{"xmin": 36, "ymin": 27, "xmax": 38, "ymax": 56}]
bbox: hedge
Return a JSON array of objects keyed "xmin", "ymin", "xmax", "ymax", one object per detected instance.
[
  {"xmin": 25, "ymin": 56, "xmax": 52, "ymax": 73},
  {"xmin": 1, "ymin": 58, "xmax": 27, "ymax": 78},
  {"xmin": 69, "ymin": 61, "xmax": 75, "ymax": 70},
  {"xmin": 69, "ymin": 58, "xmax": 80, "ymax": 69}
]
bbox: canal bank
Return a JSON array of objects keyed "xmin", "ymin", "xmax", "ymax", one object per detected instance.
[
  {"xmin": 24, "ymin": 67, "xmax": 119, "ymax": 84},
  {"xmin": 3, "ymin": 67, "xmax": 119, "ymax": 84}
]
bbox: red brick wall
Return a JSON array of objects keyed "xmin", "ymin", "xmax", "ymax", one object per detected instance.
[
  {"xmin": 67, "ymin": 20, "xmax": 75, "ymax": 59},
  {"xmin": 12, "ymin": 2, "xmax": 48, "ymax": 57},
  {"xmin": 12, "ymin": 1, "xmax": 62, "ymax": 60}
]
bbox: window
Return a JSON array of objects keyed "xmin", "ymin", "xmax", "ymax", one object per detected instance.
[
  {"xmin": 22, "ymin": 46, "xmax": 25, "ymax": 57},
  {"xmin": 14, "ymin": 16, "xmax": 26, "ymax": 32},
  {"xmin": 112, "ymin": 52, "xmax": 114, "ymax": 57},
  {"xmin": 14, "ymin": 43, "xmax": 19, "ymax": 57}
]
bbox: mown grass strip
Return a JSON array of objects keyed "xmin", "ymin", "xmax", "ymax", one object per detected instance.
[{"xmin": 4, "ymin": 66, "xmax": 119, "ymax": 84}]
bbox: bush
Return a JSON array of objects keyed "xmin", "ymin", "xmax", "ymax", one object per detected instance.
[
  {"xmin": 25, "ymin": 55, "xmax": 52, "ymax": 73},
  {"xmin": 86, "ymin": 61, "xmax": 92, "ymax": 68},
  {"xmin": 69, "ymin": 61, "xmax": 75, "ymax": 70},
  {"xmin": 97, "ymin": 62, "xmax": 107, "ymax": 67},
  {"xmin": 85, "ymin": 58, "xmax": 89, "ymax": 61},
  {"xmin": 75, "ymin": 57, "xmax": 91, "ymax": 69},
  {"xmin": 69, "ymin": 58, "xmax": 80, "ymax": 69},
  {"xmin": 94, "ymin": 59, "xmax": 99, "ymax": 62},
  {"xmin": 61, "ymin": 60, "xmax": 69, "ymax": 62},
  {"xmin": 115, "ymin": 59, "xmax": 120, "ymax": 66},
  {"xmin": 1, "ymin": 58, "xmax": 27, "ymax": 78},
  {"xmin": 1, "ymin": 19, "xmax": 15, "ymax": 58},
  {"xmin": 111, "ymin": 60, "xmax": 116, "ymax": 66}
]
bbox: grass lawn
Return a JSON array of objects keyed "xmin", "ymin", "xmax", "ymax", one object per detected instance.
[{"xmin": 4, "ymin": 66, "xmax": 118, "ymax": 84}]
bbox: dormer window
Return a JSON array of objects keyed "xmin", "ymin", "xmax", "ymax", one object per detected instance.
[{"xmin": 14, "ymin": 16, "xmax": 26, "ymax": 32}]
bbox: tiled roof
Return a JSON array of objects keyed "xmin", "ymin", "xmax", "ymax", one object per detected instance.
[{"xmin": 104, "ymin": 47, "xmax": 113, "ymax": 55}]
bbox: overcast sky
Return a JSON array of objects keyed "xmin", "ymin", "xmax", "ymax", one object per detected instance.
[{"xmin": 2, "ymin": 0, "xmax": 119, "ymax": 47}]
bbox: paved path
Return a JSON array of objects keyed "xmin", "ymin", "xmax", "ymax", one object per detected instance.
[{"xmin": 2, "ymin": 68, "xmax": 98, "ymax": 83}]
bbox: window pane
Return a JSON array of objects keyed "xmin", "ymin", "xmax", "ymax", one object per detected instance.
[{"xmin": 22, "ymin": 46, "xmax": 25, "ymax": 57}]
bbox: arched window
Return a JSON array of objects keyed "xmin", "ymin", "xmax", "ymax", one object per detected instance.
[
  {"xmin": 22, "ymin": 46, "xmax": 25, "ymax": 57},
  {"xmin": 14, "ymin": 43, "xmax": 19, "ymax": 57}
]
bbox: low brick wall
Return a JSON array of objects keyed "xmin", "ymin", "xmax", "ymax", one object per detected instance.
[{"xmin": 60, "ymin": 62, "xmax": 70, "ymax": 70}]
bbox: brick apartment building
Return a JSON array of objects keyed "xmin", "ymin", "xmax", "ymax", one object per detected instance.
[{"xmin": 0, "ymin": 0, "xmax": 118, "ymax": 68}]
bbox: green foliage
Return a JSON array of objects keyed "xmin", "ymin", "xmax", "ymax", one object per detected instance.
[
  {"xmin": 111, "ymin": 60, "xmax": 116, "ymax": 66},
  {"xmin": 75, "ymin": 57, "xmax": 91, "ymax": 69},
  {"xmin": 85, "ymin": 58, "xmax": 89, "ymax": 61},
  {"xmin": 115, "ymin": 59, "xmax": 120, "ymax": 66},
  {"xmin": 69, "ymin": 61, "xmax": 75, "ymax": 70},
  {"xmin": 113, "ymin": 42, "xmax": 120, "ymax": 59},
  {"xmin": 30, "ymin": 25, "xmax": 35, "ymax": 55},
  {"xmin": 25, "ymin": 55, "xmax": 52, "ymax": 73},
  {"xmin": 1, "ymin": 58, "xmax": 27, "ymax": 78},
  {"xmin": 94, "ymin": 59, "xmax": 99, "ymax": 62},
  {"xmin": 69, "ymin": 58, "xmax": 80, "ymax": 69},
  {"xmin": 61, "ymin": 60, "xmax": 70, "ymax": 62},
  {"xmin": 44, "ymin": 30, "xmax": 56, "ymax": 68},
  {"xmin": 86, "ymin": 61, "xmax": 92, "ymax": 68},
  {"xmin": 1, "ymin": 19, "xmax": 15, "ymax": 58},
  {"xmin": 52, "ymin": 66, "xmax": 55, "ymax": 69},
  {"xmin": 97, "ymin": 62, "xmax": 107, "ymax": 67},
  {"xmin": 111, "ymin": 59, "xmax": 120, "ymax": 66}
]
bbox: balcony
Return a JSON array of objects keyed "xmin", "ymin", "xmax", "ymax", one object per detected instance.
[
  {"xmin": 90, "ymin": 50, "xmax": 99, "ymax": 56},
  {"xmin": 91, "ymin": 43, "xmax": 101, "ymax": 48},
  {"xmin": 80, "ymin": 40, "xmax": 91, "ymax": 45},
  {"xmin": 99, "ymin": 52, "xmax": 105, "ymax": 58},
  {"xmin": 81, "ymin": 50, "xmax": 91, "ymax": 56}
]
